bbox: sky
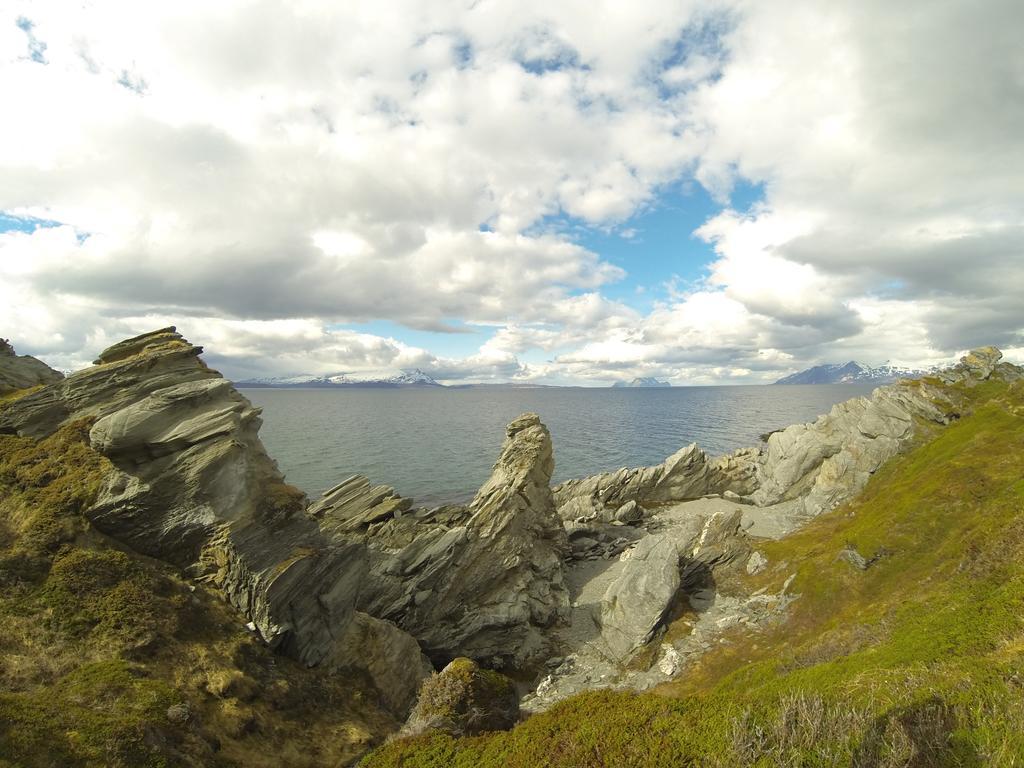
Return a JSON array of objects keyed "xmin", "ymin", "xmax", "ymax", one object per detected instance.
[{"xmin": 1, "ymin": 0, "xmax": 1022, "ymax": 384}]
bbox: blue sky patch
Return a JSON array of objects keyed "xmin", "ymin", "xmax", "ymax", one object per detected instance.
[
  {"xmin": 0, "ymin": 212, "xmax": 63, "ymax": 233},
  {"xmin": 16, "ymin": 17, "xmax": 47, "ymax": 64},
  {"xmin": 535, "ymin": 179, "xmax": 765, "ymax": 313}
]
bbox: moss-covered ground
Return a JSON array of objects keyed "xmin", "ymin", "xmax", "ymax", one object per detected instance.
[
  {"xmin": 0, "ymin": 420, "xmax": 397, "ymax": 767},
  {"xmin": 364, "ymin": 378, "xmax": 1024, "ymax": 767}
]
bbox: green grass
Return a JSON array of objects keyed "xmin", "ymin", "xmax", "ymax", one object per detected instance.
[
  {"xmin": 364, "ymin": 379, "xmax": 1024, "ymax": 767},
  {"xmin": 0, "ymin": 660, "xmax": 179, "ymax": 768}
]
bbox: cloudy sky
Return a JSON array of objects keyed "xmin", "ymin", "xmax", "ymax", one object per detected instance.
[{"xmin": 2, "ymin": 0, "xmax": 1022, "ymax": 384}]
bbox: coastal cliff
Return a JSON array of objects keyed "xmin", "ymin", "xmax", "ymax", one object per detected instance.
[
  {"xmin": 369, "ymin": 350, "xmax": 1024, "ymax": 767},
  {"xmin": 1, "ymin": 331, "xmax": 1022, "ymax": 767}
]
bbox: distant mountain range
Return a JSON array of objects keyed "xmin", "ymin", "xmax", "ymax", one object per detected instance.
[
  {"xmin": 612, "ymin": 377, "xmax": 671, "ymax": 388},
  {"xmin": 236, "ymin": 363, "xmax": 927, "ymax": 389},
  {"xmin": 774, "ymin": 361, "xmax": 925, "ymax": 385},
  {"xmin": 236, "ymin": 368, "xmax": 442, "ymax": 388}
]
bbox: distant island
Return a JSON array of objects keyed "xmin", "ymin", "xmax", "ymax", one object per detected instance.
[
  {"xmin": 611, "ymin": 377, "xmax": 671, "ymax": 388},
  {"xmin": 773, "ymin": 360, "xmax": 924, "ymax": 385}
]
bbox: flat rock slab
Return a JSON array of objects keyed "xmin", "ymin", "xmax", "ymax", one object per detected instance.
[
  {"xmin": 600, "ymin": 534, "xmax": 681, "ymax": 661},
  {"xmin": 653, "ymin": 497, "xmax": 800, "ymax": 541}
]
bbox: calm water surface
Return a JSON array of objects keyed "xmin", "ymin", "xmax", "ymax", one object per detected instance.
[{"xmin": 240, "ymin": 384, "xmax": 878, "ymax": 506}]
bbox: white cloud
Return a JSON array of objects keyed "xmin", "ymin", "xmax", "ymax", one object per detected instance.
[
  {"xmin": 683, "ymin": 0, "xmax": 1024, "ymax": 354},
  {"xmin": 1, "ymin": 0, "xmax": 1021, "ymax": 383}
]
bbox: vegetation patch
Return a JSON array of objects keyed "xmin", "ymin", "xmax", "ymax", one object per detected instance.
[{"xmin": 404, "ymin": 657, "xmax": 518, "ymax": 738}]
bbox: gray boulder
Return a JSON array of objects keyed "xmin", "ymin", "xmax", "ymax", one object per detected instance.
[
  {"xmin": 614, "ymin": 500, "xmax": 644, "ymax": 524},
  {"xmin": 328, "ymin": 612, "xmax": 435, "ymax": 716},
  {"xmin": 678, "ymin": 509, "xmax": 749, "ymax": 584},
  {"xmin": 600, "ymin": 534, "xmax": 681, "ymax": 661},
  {"xmin": 553, "ymin": 443, "xmax": 760, "ymax": 522}
]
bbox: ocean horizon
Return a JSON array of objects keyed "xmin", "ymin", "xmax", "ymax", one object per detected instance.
[{"xmin": 242, "ymin": 382, "xmax": 878, "ymax": 507}]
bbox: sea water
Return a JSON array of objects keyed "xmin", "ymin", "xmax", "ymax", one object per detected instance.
[{"xmin": 240, "ymin": 384, "xmax": 878, "ymax": 507}]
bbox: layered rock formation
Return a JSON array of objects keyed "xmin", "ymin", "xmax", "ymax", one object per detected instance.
[
  {"xmin": 523, "ymin": 347, "xmax": 1022, "ymax": 709},
  {"xmin": 0, "ymin": 329, "xmax": 573, "ymax": 715},
  {"xmin": 0, "ymin": 338, "xmax": 64, "ymax": 395},
  {"xmin": 313, "ymin": 413, "xmax": 570, "ymax": 668},
  {"xmin": 554, "ymin": 348, "xmax": 1019, "ymax": 531},
  {"xmin": 0, "ymin": 328, "xmax": 431, "ymax": 715},
  {"xmin": 554, "ymin": 443, "xmax": 759, "ymax": 523}
]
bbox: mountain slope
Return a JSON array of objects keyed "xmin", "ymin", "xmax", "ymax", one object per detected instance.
[
  {"xmin": 363, "ymin": 375, "xmax": 1024, "ymax": 766},
  {"xmin": 774, "ymin": 360, "xmax": 923, "ymax": 385}
]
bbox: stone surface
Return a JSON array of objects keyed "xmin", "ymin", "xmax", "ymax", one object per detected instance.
[
  {"xmin": 516, "ymin": 496, "xmax": 765, "ymax": 710},
  {"xmin": 553, "ymin": 444, "xmax": 760, "ymax": 522},
  {"xmin": 402, "ymin": 657, "xmax": 519, "ymax": 738},
  {"xmin": 356, "ymin": 413, "xmax": 571, "ymax": 669},
  {"xmin": 614, "ymin": 500, "xmax": 644, "ymax": 524},
  {"xmin": 328, "ymin": 612, "xmax": 434, "ymax": 716},
  {"xmin": 0, "ymin": 338, "xmax": 64, "ymax": 396},
  {"xmin": 522, "ymin": 347, "xmax": 1022, "ymax": 712},
  {"xmin": 600, "ymin": 534, "xmax": 681, "ymax": 661},
  {"xmin": 554, "ymin": 347, "xmax": 1012, "ymax": 531},
  {"xmin": 746, "ymin": 551, "xmax": 768, "ymax": 575},
  {"xmin": 310, "ymin": 475, "xmax": 413, "ymax": 536}
]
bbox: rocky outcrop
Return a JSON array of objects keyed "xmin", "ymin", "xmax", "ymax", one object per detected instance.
[
  {"xmin": 526, "ymin": 348, "xmax": 1020, "ymax": 710},
  {"xmin": 353, "ymin": 414, "xmax": 571, "ymax": 668},
  {"xmin": 0, "ymin": 338, "xmax": 64, "ymax": 396},
  {"xmin": 0, "ymin": 327, "xmax": 430, "ymax": 716},
  {"xmin": 522, "ymin": 503, "xmax": 756, "ymax": 710},
  {"xmin": 554, "ymin": 348, "xmax": 1016, "ymax": 527},
  {"xmin": 312, "ymin": 475, "xmax": 415, "ymax": 537},
  {"xmin": 2, "ymin": 332, "xmax": 572, "ymax": 699},
  {"xmin": 4, "ymin": 329, "xmax": 1018, "ymax": 727},
  {"xmin": 554, "ymin": 443, "xmax": 760, "ymax": 522},
  {"xmin": 401, "ymin": 657, "xmax": 519, "ymax": 738},
  {"xmin": 598, "ymin": 508, "xmax": 749, "ymax": 663},
  {"xmin": 748, "ymin": 373, "xmax": 961, "ymax": 516}
]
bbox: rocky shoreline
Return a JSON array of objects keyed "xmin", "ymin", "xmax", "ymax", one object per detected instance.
[{"xmin": 0, "ymin": 329, "xmax": 1019, "ymax": 740}]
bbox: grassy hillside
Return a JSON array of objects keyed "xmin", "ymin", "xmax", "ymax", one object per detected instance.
[
  {"xmin": 364, "ymin": 377, "xmax": 1024, "ymax": 767},
  {"xmin": 0, "ymin": 420, "xmax": 397, "ymax": 767}
]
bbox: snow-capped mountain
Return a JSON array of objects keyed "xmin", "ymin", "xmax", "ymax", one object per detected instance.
[
  {"xmin": 774, "ymin": 361, "xmax": 926, "ymax": 385},
  {"xmin": 236, "ymin": 369, "xmax": 442, "ymax": 387},
  {"xmin": 611, "ymin": 377, "xmax": 671, "ymax": 388},
  {"xmin": 386, "ymin": 369, "xmax": 440, "ymax": 385}
]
